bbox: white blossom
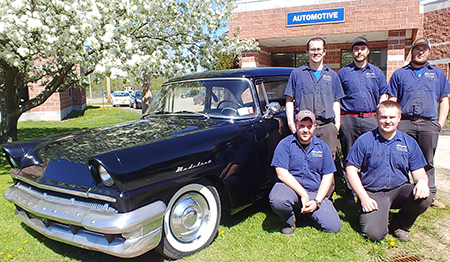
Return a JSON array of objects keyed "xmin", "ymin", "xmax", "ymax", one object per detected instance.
[{"xmin": 1, "ymin": 0, "xmax": 257, "ymax": 83}]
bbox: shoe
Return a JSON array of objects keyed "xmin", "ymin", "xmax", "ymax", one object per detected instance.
[
  {"xmin": 281, "ymin": 224, "xmax": 296, "ymax": 236},
  {"xmin": 430, "ymin": 198, "xmax": 446, "ymax": 209},
  {"xmin": 393, "ymin": 229, "xmax": 411, "ymax": 241}
]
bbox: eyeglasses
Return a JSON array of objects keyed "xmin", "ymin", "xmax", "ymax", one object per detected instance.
[
  {"xmin": 413, "ymin": 47, "xmax": 429, "ymax": 54},
  {"xmin": 308, "ymin": 48, "xmax": 324, "ymax": 53}
]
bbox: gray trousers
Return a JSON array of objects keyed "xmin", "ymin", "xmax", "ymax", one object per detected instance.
[
  {"xmin": 398, "ymin": 119, "xmax": 441, "ymax": 197},
  {"xmin": 339, "ymin": 115, "xmax": 377, "ymax": 159},
  {"xmin": 269, "ymin": 182, "xmax": 342, "ymax": 233},
  {"xmin": 359, "ymin": 183, "xmax": 432, "ymax": 241},
  {"xmin": 315, "ymin": 121, "xmax": 338, "ymax": 160}
]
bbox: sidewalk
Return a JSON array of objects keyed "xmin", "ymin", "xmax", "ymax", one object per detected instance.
[{"xmin": 435, "ymin": 135, "xmax": 450, "ymax": 170}]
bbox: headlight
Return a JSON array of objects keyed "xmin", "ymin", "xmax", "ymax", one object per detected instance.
[
  {"xmin": 3, "ymin": 152, "xmax": 19, "ymax": 168},
  {"xmin": 99, "ymin": 165, "xmax": 115, "ymax": 187}
]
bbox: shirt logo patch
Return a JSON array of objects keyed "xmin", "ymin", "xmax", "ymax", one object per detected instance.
[
  {"xmin": 365, "ymin": 72, "xmax": 376, "ymax": 78},
  {"xmin": 322, "ymin": 75, "xmax": 332, "ymax": 81},
  {"xmin": 424, "ymin": 72, "xmax": 435, "ymax": 80},
  {"xmin": 311, "ymin": 150, "xmax": 323, "ymax": 157},
  {"xmin": 396, "ymin": 144, "xmax": 408, "ymax": 152}
]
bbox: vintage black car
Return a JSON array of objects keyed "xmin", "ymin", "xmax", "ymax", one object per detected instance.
[{"xmin": 2, "ymin": 67, "xmax": 293, "ymax": 259}]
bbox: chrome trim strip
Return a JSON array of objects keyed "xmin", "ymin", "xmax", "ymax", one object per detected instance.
[
  {"xmin": 14, "ymin": 182, "xmax": 117, "ymax": 212},
  {"xmin": 11, "ymin": 173, "xmax": 117, "ymax": 203}
]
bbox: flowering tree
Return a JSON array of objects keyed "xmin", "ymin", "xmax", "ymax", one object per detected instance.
[{"xmin": 0, "ymin": 0, "xmax": 256, "ymax": 143}]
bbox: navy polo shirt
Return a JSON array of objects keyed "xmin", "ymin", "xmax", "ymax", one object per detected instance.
[
  {"xmin": 338, "ymin": 62, "xmax": 389, "ymax": 113},
  {"xmin": 285, "ymin": 64, "xmax": 345, "ymax": 120},
  {"xmin": 346, "ymin": 129, "xmax": 427, "ymax": 191},
  {"xmin": 271, "ymin": 134, "xmax": 336, "ymax": 192},
  {"xmin": 389, "ymin": 62, "xmax": 450, "ymax": 120}
]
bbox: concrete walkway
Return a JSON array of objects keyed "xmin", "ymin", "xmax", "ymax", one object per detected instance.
[{"xmin": 436, "ymin": 135, "xmax": 450, "ymax": 170}]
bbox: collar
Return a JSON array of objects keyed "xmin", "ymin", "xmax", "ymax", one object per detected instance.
[
  {"xmin": 302, "ymin": 63, "xmax": 330, "ymax": 72},
  {"xmin": 291, "ymin": 133, "xmax": 320, "ymax": 146},
  {"xmin": 374, "ymin": 128, "xmax": 403, "ymax": 143},
  {"xmin": 349, "ymin": 61, "xmax": 372, "ymax": 71},
  {"xmin": 404, "ymin": 61, "xmax": 433, "ymax": 70}
]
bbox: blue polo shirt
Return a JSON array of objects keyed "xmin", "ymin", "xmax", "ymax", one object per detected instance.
[
  {"xmin": 389, "ymin": 62, "xmax": 450, "ymax": 120},
  {"xmin": 285, "ymin": 64, "xmax": 345, "ymax": 120},
  {"xmin": 271, "ymin": 134, "xmax": 336, "ymax": 192},
  {"xmin": 346, "ymin": 129, "xmax": 427, "ymax": 191},
  {"xmin": 337, "ymin": 62, "xmax": 389, "ymax": 113}
]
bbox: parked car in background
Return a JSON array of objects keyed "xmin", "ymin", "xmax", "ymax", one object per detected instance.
[
  {"xmin": 130, "ymin": 90, "xmax": 142, "ymax": 109},
  {"xmin": 112, "ymin": 91, "xmax": 131, "ymax": 107},
  {"xmin": 2, "ymin": 68, "xmax": 293, "ymax": 259},
  {"xmin": 180, "ymin": 89, "xmax": 198, "ymax": 98},
  {"xmin": 193, "ymin": 91, "xmax": 206, "ymax": 105}
]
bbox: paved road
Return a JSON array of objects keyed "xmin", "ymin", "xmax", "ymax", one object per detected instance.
[
  {"xmin": 436, "ymin": 135, "xmax": 450, "ymax": 170},
  {"xmin": 87, "ymin": 98, "xmax": 142, "ymax": 114}
]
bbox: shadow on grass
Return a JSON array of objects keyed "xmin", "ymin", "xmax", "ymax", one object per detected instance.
[
  {"xmin": 20, "ymin": 223, "xmax": 165, "ymax": 262},
  {"xmin": 17, "ymin": 127, "xmax": 85, "ymax": 140},
  {"xmin": 63, "ymin": 105, "xmax": 100, "ymax": 120}
]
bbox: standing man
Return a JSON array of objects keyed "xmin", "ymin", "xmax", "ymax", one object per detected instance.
[
  {"xmin": 285, "ymin": 37, "xmax": 345, "ymax": 159},
  {"xmin": 338, "ymin": 36, "xmax": 390, "ymax": 163},
  {"xmin": 337, "ymin": 36, "xmax": 390, "ymax": 202},
  {"xmin": 389, "ymin": 37, "xmax": 450, "ymax": 209},
  {"xmin": 346, "ymin": 101, "xmax": 432, "ymax": 242},
  {"xmin": 269, "ymin": 110, "xmax": 342, "ymax": 236}
]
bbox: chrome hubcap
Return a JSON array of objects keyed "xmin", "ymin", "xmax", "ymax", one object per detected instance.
[{"xmin": 170, "ymin": 192, "xmax": 209, "ymax": 243}]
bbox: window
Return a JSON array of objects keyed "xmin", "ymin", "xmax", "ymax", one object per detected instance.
[
  {"xmin": 271, "ymin": 53, "xmax": 308, "ymax": 68},
  {"xmin": 341, "ymin": 48, "xmax": 388, "ymax": 76}
]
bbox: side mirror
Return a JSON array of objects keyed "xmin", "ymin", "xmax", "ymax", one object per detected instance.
[{"xmin": 263, "ymin": 102, "xmax": 281, "ymax": 119}]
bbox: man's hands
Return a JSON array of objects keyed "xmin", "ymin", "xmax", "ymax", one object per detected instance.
[
  {"xmin": 301, "ymin": 198, "xmax": 319, "ymax": 214},
  {"xmin": 413, "ymin": 179, "xmax": 430, "ymax": 200},
  {"xmin": 360, "ymin": 196, "xmax": 378, "ymax": 213}
]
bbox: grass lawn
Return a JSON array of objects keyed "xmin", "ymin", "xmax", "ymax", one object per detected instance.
[{"xmin": 0, "ymin": 106, "xmax": 448, "ymax": 261}]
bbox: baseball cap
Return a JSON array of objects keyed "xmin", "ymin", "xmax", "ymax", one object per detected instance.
[
  {"xmin": 295, "ymin": 110, "xmax": 316, "ymax": 123},
  {"xmin": 411, "ymin": 38, "xmax": 431, "ymax": 50},
  {"xmin": 351, "ymin": 36, "xmax": 369, "ymax": 48}
]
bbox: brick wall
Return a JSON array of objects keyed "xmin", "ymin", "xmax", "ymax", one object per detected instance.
[
  {"xmin": 230, "ymin": 0, "xmax": 421, "ymax": 42},
  {"xmin": 424, "ymin": 6, "xmax": 450, "ymax": 79}
]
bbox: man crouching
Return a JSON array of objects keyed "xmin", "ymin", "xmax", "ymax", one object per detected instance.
[
  {"xmin": 269, "ymin": 110, "xmax": 341, "ymax": 236},
  {"xmin": 346, "ymin": 100, "xmax": 432, "ymax": 241}
]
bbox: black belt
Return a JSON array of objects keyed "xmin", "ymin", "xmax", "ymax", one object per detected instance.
[
  {"xmin": 401, "ymin": 114, "xmax": 430, "ymax": 121},
  {"xmin": 316, "ymin": 118, "xmax": 333, "ymax": 125}
]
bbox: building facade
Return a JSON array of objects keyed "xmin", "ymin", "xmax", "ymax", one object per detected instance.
[
  {"xmin": 18, "ymin": 67, "xmax": 87, "ymax": 122},
  {"xmin": 229, "ymin": 0, "xmax": 450, "ymax": 80}
]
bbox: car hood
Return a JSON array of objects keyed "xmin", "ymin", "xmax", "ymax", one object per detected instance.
[{"xmin": 2, "ymin": 116, "xmax": 233, "ymax": 194}]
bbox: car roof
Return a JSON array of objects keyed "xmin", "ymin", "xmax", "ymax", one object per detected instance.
[{"xmin": 165, "ymin": 67, "xmax": 294, "ymax": 83}]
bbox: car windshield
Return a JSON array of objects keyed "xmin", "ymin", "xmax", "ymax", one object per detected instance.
[
  {"xmin": 114, "ymin": 92, "xmax": 129, "ymax": 97},
  {"xmin": 144, "ymin": 79, "xmax": 257, "ymax": 118}
]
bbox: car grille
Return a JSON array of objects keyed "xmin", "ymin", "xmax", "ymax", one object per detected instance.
[{"xmin": 14, "ymin": 182, "xmax": 117, "ymax": 213}]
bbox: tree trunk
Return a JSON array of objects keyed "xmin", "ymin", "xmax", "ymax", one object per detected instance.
[
  {"xmin": 141, "ymin": 73, "xmax": 153, "ymax": 114},
  {"xmin": 0, "ymin": 110, "xmax": 20, "ymax": 144}
]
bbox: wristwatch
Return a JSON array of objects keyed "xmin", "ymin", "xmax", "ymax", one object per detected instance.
[{"xmin": 313, "ymin": 199, "xmax": 321, "ymax": 208}]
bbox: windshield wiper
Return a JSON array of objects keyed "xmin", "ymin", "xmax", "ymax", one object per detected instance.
[{"xmin": 173, "ymin": 110, "xmax": 210, "ymax": 119}]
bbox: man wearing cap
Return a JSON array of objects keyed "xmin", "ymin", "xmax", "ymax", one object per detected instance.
[
  {"xmin": 346, "ymin": 100, "xmax": 432, "ymax": 241},
  {"xmin": 285, "ymin": 37, "xmax": 345, "ymax": 159},
  {"xmin": 269, "ymin": 110, "xmax": 342, "ymax": 236},
  {"xmin": 337, "ymin": 36, "xmax": 390, "ymax": 203},
  {"xmin": 389, "ymin": 37, "xmax": 450, "ymax": 209}
]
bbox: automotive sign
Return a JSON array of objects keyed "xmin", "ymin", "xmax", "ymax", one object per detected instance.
[{"xmin": 286, "ymin": 7, "xmax": 345, "ymax": 27}]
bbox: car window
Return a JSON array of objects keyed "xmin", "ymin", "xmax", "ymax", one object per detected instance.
[
  {"xmin": 145, "ymin": 79, "xmax": 256, "ymax": 118},
  {"xmin": 114, "ymin": 92, "xmax": 129, "ymax": 97},
  {"xmin": 256, "ymin": 78, "xmax": 289, "ymax": 108}
]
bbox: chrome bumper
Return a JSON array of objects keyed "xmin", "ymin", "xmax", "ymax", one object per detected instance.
[{"xmin": 3, "ymin": 184, "xmax": 166, "ymax": 258}]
